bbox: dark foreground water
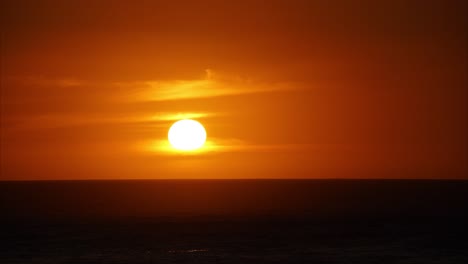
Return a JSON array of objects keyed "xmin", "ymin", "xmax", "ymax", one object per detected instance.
[{"xmin": 1, "ymin": 180, "xmax": 467, "ymax": 263}]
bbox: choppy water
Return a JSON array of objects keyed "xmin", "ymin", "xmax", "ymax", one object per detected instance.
[{"xmin": 1, "ymin": 180, "xmax": 467, "ymax": 263}]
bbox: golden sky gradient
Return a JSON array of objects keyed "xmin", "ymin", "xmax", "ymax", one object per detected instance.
[{"xmin": 1, "ymin": 0, "xmax": 467, "ymax": 180}]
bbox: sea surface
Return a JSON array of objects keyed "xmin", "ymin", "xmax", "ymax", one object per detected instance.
[{"xmin": 1, "ymin": 179, "xmax": 467, "ymax": 263}]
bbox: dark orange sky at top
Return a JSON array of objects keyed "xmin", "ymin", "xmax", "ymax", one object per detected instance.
[{"xmin": 1, "ymin": 0, "xmax": 467, "ymax": 180}]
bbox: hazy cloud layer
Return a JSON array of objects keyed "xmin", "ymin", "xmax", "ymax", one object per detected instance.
[{"xmin": 114, "ymin": 70, "xmax": 296, "ymax": 102}]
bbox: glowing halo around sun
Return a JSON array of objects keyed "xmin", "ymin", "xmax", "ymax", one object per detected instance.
[{"xmin": 168, "ymin": 119, "xmax": 207, "ymax": 151}]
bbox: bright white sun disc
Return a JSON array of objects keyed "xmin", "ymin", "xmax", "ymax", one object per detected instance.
[{"xmin": 168, "ymin": 119, "xmax": 207, "ymax": 151}]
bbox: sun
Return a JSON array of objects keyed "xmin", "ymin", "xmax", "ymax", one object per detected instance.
[{"xmin": 168, "ymin": 119, "xmax": 207, "ymax": 151}]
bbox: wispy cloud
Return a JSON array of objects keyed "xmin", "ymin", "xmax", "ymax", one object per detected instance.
[
  {"xmin": 147, "ymin": 112, "xmax": 215, "ymax": 121},
  {"xmin": 138, "ymin": 139, "xmax": 329, "ymax": 156},
  {"xmin": 6, "ymin": 75, "xmax": 84, "ymax": 87},
  {"xmin": 6, "ymin": 70, "xmax": 297, "ymax": 103},
  {"xmin": 115, "ymin": 69, "xmax": 295, "ymax": 102},
  {"xmin": 3, "ymin": 112, "xmax": 217, "ymax": 130},
  {"xmin": 139, "ymin": 137, "xmax": 248, "ymax": 155}
]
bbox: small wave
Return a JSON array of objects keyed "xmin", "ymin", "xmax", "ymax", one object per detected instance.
[{"xmin": 168, "ymin": 249, "xmax": 210, "ymax": 254}]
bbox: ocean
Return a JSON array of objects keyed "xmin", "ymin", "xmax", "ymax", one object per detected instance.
[{"xmin": 1, "ymin": 179, "xmax": 467, "ymax": 263}]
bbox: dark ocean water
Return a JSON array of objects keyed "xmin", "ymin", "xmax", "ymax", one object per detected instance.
[{"xmin": 1, "ymin": 179, "xmax": 467, "ymax": 263}]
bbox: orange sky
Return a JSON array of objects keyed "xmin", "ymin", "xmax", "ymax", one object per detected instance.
[{"xmin": 1, "ymin": 0, "xmax": 467, "ymax": 180}]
